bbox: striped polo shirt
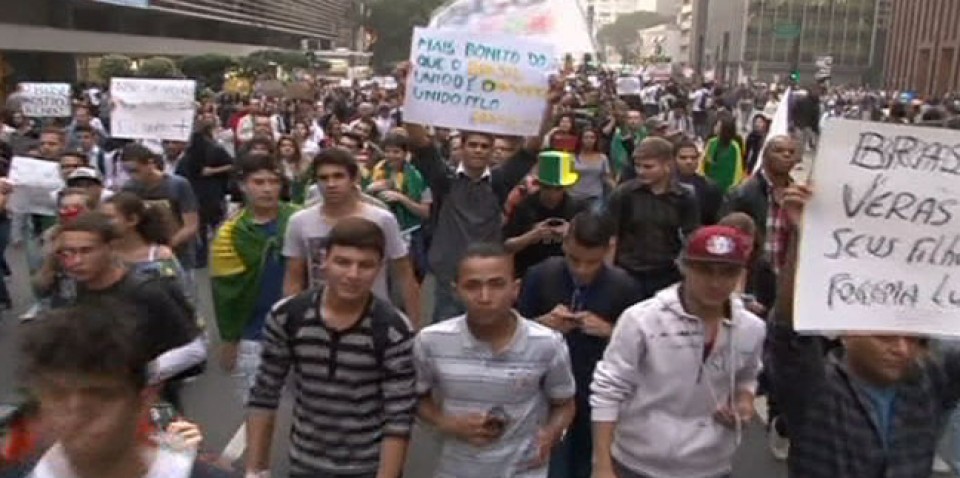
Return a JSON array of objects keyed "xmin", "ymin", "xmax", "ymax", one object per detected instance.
[
  {"xmin": 413, "ymin": 314, "xmax": 576, "ymax": 478},
  {"xmin": 247, "ymin": 289, "xmax": 417, "ymax": 476}
]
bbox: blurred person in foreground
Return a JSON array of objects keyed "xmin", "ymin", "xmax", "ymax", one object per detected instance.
[{"xmin": 1, "ymin": 300, "xmax": 227, "ymax": 478}]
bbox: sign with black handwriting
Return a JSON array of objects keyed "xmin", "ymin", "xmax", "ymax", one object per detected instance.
[
  {"xmin": 110, "ymin": 78, "xmax": 196, "ymax": 142},
  {"xmin": 796, "ymin": 119, "xmax": 960, "ymax": 336},
  {"xmin": 20, "ymin": 83, "xmax": 71, "ymax": 117},
  {"xmin": 403, "ymin": 27, "xmax": 554, "ymax": 136}
]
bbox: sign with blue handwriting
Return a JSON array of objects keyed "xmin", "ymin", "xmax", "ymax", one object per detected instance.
[
  {"xmin": 796, "ymin": 119, "xmax": 960, "ymax": 336},
  {"xmin": 403, "ymin": 27, "xmax": 554, "ymax": 136},
  {"xmin": 110, "ymin": 78, "xmax": 196, "ymax": 142}
]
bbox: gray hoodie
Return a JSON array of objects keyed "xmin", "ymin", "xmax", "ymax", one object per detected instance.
[{"xmin": 591, "ymin": 284, "xmax": 766, "ymax": 478}]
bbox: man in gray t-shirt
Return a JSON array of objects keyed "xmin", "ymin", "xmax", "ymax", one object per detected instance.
[
  {"xmin": 281, "ymin": 148, "xmax": 422, "ymax": 326},
  {"xmin": 282, "ymin": 202, "xmax": 407, "ymax": 301}
]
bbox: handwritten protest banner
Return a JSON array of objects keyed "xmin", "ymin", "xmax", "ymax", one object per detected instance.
[
  {"xmin": 21, "ymin": 83, "xmax": 71, "ymax": 117},
  {"xmin": 795, "ymin": 119, "xmax": 960, "ymax": 336},
  {"xmin": 403, "ymin": 28, "xmax": 554, "ymax": 137},
  {"xmin": 110, "ymin": 78, "xmax": 196, "ymax": 141},
  {"xmin": 7, "ymin": 157, "xmax": 63, "ymax": 216}
]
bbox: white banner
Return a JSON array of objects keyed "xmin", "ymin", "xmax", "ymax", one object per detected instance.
[
  {"xmin": 110, "ymin": 78, "xmax": 196, "ymax": 141},
  {"xmin": 403, "ymin": 27, "xmax": 553, "ymax": 136},
  {"xmin": 429, "ymin": 0, "xmax": 595, "ymax": 56},
  {"xmin": 795, "ymin": 119, "xmax": 960, "ymax": 336},
  {"xmin": 20, "ymin": 83, "xmax": 71, "ymax": 117},
  {"xmin": 7, "ymin": 156, "xmax": 63, "ymax": 216}
]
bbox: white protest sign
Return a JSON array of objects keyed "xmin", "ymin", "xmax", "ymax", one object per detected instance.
[
  {"xmin": 110, "ymin": 78, "xmax": 196, "ymax": 141},
  {"xmin": 616, "ymin": 77, "xmax": 641, "ymax": 96},
  {"xmin": 795, "ymin": 119, "xmax": 960, "ymax": 336},
  {"xmin": 403, "ymin": 27, "xmax": 554, "ymax": 136},
  {"xmin": 7, "ymin": 156, "xmax": 64, "ymax": 216},
  {"xmin": 20, "ymin": 83, "xmax": 71, "ymax": 117}
]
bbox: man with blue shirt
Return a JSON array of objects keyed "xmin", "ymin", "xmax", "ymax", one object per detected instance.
[
  {"xmin": 517, "ymin": 211, "xmax": 643, "ymax": 478},
  {"xmin": 211, "ymin": 154, "xmax": 298, "ymax": 400}
]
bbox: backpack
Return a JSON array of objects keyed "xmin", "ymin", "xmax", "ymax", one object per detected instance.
[
  {"xmin": 279, "ymin": 288, "xmax": 407, "ymax": 369},
  {"xmin": 122, "ymin": 270, "xmax": 207, "ymax": 380}
]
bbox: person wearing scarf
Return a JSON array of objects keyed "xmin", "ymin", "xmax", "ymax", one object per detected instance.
[{"xmin": 211, "ymin": 156, "xmax": 298, "ymax": 400}]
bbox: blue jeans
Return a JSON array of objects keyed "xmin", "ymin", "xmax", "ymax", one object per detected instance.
[{"xmin": 432, "ymin": 274, "xmax": 464, "ymax": 323}]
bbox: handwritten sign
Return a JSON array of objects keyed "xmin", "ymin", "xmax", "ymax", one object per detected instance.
[
  {"xmin": 795, "ymin": 119, "xmax": 960, "ymax": 336},
  {"xmin": 403, "ymin": 27, "xmax": 554, "ymax": 136},
  {"xmin": 21, "ymin": 83, "xmax": 71, "ymax": 117},
  {"xmin": 7, "ymin": 156, "xmax": 64, "ymax": 216},
  {"xmin": 110, "ymin": 78, "xmax": 196, "ymax": 141}
]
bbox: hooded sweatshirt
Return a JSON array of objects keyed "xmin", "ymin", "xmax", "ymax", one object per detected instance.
[{"xmin": 590, "ymin": 285, "xmax": 766, "ymax": 478}]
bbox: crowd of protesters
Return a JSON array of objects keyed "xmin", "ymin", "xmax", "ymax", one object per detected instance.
[{"xmin": 0, "ymin": 60, "xmax": 958, "ymax": 478}]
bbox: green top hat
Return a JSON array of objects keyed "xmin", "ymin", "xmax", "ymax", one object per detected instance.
[{"xmin": 537, "ymin": 151, "xmax": 579, "ymax": 187}]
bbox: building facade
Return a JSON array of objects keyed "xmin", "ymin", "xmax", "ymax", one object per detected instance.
[
  {"xmin": 885, "ymin": 0, "xmax": 960, "ymax": 96},
  {"xmin": 0, "ymin": 0, "xmax": 352, "ymax": 85},
  {"xmin": 741, "ymin": 0, "xmax": 880, "ymax": 85}
]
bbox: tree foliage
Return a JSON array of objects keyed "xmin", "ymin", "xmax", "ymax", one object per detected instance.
[
  {"xmin": 137, "ymin": 56, "xmax": 182, "ymax": 78},
  {"xmin": 97, "ymin": 54, "xmax": 133, "ymax": 82},
  {"xmin": 596, "ymin": 11, "xmax": 670, "ymax": 63},
  {"xmin": 360, "ymin": 0, "xmax": 448, "ymax": 69},
  {"xmin": 179, "ymin": 54, "xmax": 236, "ymax": 90}
]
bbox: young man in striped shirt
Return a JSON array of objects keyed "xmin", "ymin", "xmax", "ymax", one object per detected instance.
[
  {"xmin": 414, "ymin": 243, "xmax": 576, "ymax": 478},
  {"xmin": 245, "ymin": 217, "xmax": 417, "ymax": 478}
]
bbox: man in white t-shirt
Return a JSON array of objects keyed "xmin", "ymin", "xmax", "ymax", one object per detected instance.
[{"xmin": 282, "ymin": 148, "xmax": 422, "ymax": 328}]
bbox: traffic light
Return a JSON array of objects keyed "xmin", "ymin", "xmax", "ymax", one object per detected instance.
[{"xmin": 790, "ymin": 70, "xmax": 800, "ymax": 84}]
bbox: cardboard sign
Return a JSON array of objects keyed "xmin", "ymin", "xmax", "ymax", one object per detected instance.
[
  {"xmin": 795, "ymin": 119, "xmax": 960, "ymax": 336},
  {"xmin": 403, "ymin": 27, "xmax": 554, "ymax": 136},
  {"xmin": 20, "ymin": 83, "xmax": 71, "ymax": 117},
  {"xmin": 7, "ymin": 156, "xmax": 64, "ymax": 216},
  {"xmin": 110, "ymin": 78, "xmax": 196, "ymax": 141}
]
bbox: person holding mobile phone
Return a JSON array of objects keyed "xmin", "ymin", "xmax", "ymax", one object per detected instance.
[
  {"xmin": 504, "ymin": 152, "xmax": 586, "ymax": 278},
  {"xmin": 9, "ymin": 301, "xmax": 229, "ymax": 478},
  {"xmin": 517, "ymin": 211, "xmax": 643, "ymax": 478},
  {"xmin": 415, "ymin": 244, "xmax": 576, "ymax": 478}
]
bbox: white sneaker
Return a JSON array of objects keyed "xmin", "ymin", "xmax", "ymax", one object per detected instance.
[
  {"xmin": 768, "ymin": 416, "xmax": 790, "ymax": 461},
  {"xmin": 933, "ymin": 454, "xmax": 951, "ymax": 474}
]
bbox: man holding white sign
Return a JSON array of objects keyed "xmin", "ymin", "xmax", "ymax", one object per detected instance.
[{"xmin": 770, "ymin": 183, "xmax": 960, "ymax": 478}]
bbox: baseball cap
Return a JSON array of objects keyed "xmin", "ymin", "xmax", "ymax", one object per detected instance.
[
  {"xmin": 66, "ymin": 167, "xmax": 103, "ymax": 186},
  {"xmin": 681, "ymin": 225, "xmax": 752, "ymax": 266}
]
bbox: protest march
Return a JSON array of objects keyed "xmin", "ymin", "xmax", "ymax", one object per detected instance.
[{"xmin": 0, "ymin": 1, "xmax": 959, "ymax": 478}]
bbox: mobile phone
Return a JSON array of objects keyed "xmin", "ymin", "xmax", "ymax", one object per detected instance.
[
  {"xmin": 485, "ymin": 405, "xmax": 509, "ymax": 434},
  {"xmin": 546, "ymin": 218, "xmax": 565, "ymax": 227},
  {"xmin": 150, "ymin": 402, "xmax": 178, "ymax": 431}
]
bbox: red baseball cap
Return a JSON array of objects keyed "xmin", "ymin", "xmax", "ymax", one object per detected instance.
[{"xmin": 681, "ymin": 225, "xmax": 752, "ymax": 266}]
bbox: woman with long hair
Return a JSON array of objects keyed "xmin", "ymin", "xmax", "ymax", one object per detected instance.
[
  {"xmin": 277, "ymin": 135, "xmax": 311, "ymax": 204},
  {"xmin": 570, "ymin": 127, "xmax": 614, "ymax": 206},
  {"xmin": 100, "ymin": 192, "xmax": 191, "ymax": 303},
  {"xmin": 701, "ymin": 113, "xmax": 746, "ymax": 193},
  {"xmin": 743, "ymin": 114, "xmax": 770, "ymax": 173}
]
